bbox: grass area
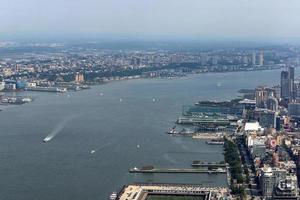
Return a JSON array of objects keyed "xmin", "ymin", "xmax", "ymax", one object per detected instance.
[
  {"xmin": 224, "ymin": 137, "xmax": 246, "ymax": 198},
  {"xmin": 146, "ymin": 195, "xmax": 204, "ymax": 200}
]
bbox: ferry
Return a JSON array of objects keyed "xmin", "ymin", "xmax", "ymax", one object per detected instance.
[{"xmin": 109, "ymin": 192, "xmax": 117, "ymax": 200}]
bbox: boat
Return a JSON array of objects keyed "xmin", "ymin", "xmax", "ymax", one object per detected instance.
[
  {"xmin": 43, "ymin": 137, "xmax": 51, "ymax": 143},
  {"xmin": 109, "ymin": 192, "xmax": 117, "ymax": 200},
  {"xmin": 212, "ymin": 168, "xmax": 226, "ymax": 173},
  {"xmin": 206, "ymin": 139, "xmax": 224, "ymax": 145},
  {"xmin": 133, "ymin": 167, "xmax": 138, "ymax": 171},
  {"xmin": 178, "ymin": 128, "xmax": 194, "ymax": 135},
  {"xmin": 80, "ymin": 85, "xmax": 90, "ymax": 89},
  {"xmin": 90, "ymin": 150, "xmax": 96, "ymax": 154},
  {"xmin": 166, "ymin": 126, "xmax": 178, "ymax": 134}
]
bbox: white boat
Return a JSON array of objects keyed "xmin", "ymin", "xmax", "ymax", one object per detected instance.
[
  {"xmin": 43, "ymin": 137, "xmax": 51, "ymax": 143},
  {"xmin": 90, "ymin": 150, "xmax": 96, "ymax": 154},
  {"xmin": 109, "ymin": 192, "xmax": 117, "ymax": 200}
]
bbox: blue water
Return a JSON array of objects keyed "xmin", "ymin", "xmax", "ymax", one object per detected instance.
[{"xmin": 0, "ymin": 69, "xmax": 287, "ymax": 200}]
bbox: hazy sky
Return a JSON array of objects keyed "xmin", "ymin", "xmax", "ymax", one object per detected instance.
[{"xmin": 1, "ymin": 0, "xmax": 300, "ymax": 40}]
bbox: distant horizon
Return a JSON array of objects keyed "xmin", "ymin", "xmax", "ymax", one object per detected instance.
[{"xmin": 1, "ymin": 32, "xmax": 300, "ymax": 45}]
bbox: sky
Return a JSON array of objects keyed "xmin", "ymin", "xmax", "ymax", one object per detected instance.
[{"xmin": 1, "ymin": 0, "xmax": 300, "ymax": 41}]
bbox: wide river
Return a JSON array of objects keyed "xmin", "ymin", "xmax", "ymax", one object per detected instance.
[{"xmin": 0, "ymin": 69, "xmax": 291, "ymax": 200}]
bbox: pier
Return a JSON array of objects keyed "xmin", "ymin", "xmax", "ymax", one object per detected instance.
[
  {"xmin": 192, "ymin": 133, "xmax": 225, "ymax": 139},
  {"xmin": 191, "ymin": 161, "xmax": 227, "ymax": 168},
  {"xmin": 129, "ymin": 167, "xmax": 226, "ymax": 174},
  {"xmin": 117, "ymin": 183, "xmax": 230, "ymax": 200},
  {"xmin": 176, "ymin": 116, "xmax": 231, "ymax": 125}
]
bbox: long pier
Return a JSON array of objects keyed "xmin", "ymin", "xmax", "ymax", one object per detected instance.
[
  {"xmin": 191, "ymin": 163, "xmax": 227, "ymax": 168},
  {"xmin": 129, "ymin": 168, "xmax": 226, "ymax": 174}
]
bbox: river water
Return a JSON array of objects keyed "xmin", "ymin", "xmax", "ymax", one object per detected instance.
[{"xmin": 0, "ymin": 69, "xmax": 287, "ymax": 200}]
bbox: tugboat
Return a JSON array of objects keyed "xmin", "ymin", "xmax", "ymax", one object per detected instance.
[{"xmin": 109, "ymin": 192, "xmax": 117, "ymax": 200}]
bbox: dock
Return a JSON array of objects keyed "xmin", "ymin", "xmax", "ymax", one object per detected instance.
[
  {"xmin": 129, "ymin": 167, "xmax": 226, "ymax": 174},
  {"xmin": 191, "ymin": 163, "xmax": 227, "ymax": 168},
  {"xmin": 176, "ymin": 116, "xmax": 230, "ymax": 125},
  {"xmin": 192, "ymin": 133, "xmax": 225, "ymax": 140}
]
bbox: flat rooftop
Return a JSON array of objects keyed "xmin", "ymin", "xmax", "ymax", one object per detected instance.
[
  {"xmin": 146, "ymin": 195, "xmax": 204, "ymax": 200},
  {"xmin": 117, "ymin": 183, "xmax": 231, "ymax": 200}
]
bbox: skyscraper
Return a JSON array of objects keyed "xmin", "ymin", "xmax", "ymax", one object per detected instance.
[
  {"xmin": 280, "ymin": 67, "xmax": 295, "ymax": 99},
  {"xmin": 252, "ymin": 52, "xmax": 256, "ymax": 66},
  {"xmin": 258, "ymin": 51, "xmax": 264, "ymax": 66},
  {"xmin": 243, "ymin": 55, "xmax": 248, "ymax": 65},
  {"xmin": 281, "ymin": 71, "xmax": 290, "ymax": 99},
  {"xmin": 288, "ymin": 66, "xmax": 295, "ymax": 98},
  {"xmin": 255, "ymin": 87, "xmax": 268, "ymax": 108},
  {"xmin": 74, "ymin": 72, "xmax": 84, "ymax": 83},
  {"xmin": 255, "ymin": 86, "xmax": 276, "ymax": 109}
]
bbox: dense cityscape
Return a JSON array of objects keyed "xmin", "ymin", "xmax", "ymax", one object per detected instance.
[{"xmin": 0, "ymin": 42, "xmax": 299, "ymax": 95}]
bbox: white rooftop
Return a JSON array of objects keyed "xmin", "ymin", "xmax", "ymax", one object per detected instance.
[{"xmin": 245, "ymin": 122, "xmax": 261, "ymax": 131}]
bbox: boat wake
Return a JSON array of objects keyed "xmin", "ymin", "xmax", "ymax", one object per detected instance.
[
  {"xmin": 90, "ymin": 142, "xmax": 112, "ymax": 154},
  {"xmin": 43, "ymin": 115, "xmax": 78, "ymax": 143}
]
